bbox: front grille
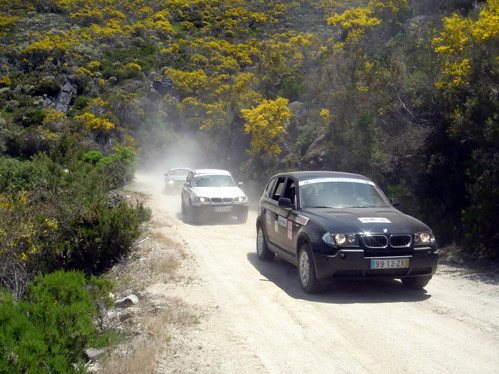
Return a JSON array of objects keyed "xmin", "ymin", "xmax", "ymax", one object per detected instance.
[
  {"xmin": 363, "ymin": 235, "xmax": 388, "ymax": 248},
  {"xmin": 210, "ymin": 197, "xmax": 233, "ymax": 204},
  {"xmin": 390, "ymin": 235, "xmax": 412, "ymax": 248}
]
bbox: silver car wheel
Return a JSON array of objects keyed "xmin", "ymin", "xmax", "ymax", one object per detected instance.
[{"xmin": 299, "ymin": 250, "xmax": 310, "ymax": 287}]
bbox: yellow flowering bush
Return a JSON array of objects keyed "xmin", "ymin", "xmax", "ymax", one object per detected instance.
[{"xmin": 241, "ymin": 97, "xmax": 290, "ymax": 156}]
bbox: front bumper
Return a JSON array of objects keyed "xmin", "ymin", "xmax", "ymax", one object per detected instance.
[
  {"xmin": 313, "ymin": 247, "xmax": 438, "ymax": 282},
  {"xmin": 191, "ymin": 204, "xmax": 248, "ymax": 218}
]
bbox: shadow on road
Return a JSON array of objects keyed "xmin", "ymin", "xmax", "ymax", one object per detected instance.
[
  {"xmin": 176, "ymin": 212, "xmax": 246, "ymax": 226},
  {"xmin": 247, "ymin": 252, "xmax": 432, "ymax": 304}
]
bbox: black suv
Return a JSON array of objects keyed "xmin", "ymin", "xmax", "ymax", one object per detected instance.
[{"xmin": 256, "ymin": 171, "xmax": 438, "ymax": 293}]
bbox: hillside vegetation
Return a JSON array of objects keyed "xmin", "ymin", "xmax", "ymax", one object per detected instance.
[{"xmin": 0, "ymin": 0, "xmax": 498, "ymax": 368}]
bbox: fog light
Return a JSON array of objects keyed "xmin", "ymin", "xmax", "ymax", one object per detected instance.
[{"xmin": 340, "ymin": 252, "xmax": 346, "ymax": 259}]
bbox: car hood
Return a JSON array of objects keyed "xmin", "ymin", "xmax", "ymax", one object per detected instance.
[
  {"xmin": 192, "ymin": 186, "xmax": 246, "ymax": 198},
  {"xmin": 168, "ymin": 176, "xmax": 188, "ymax": 182},
  {"xmin": 303, "ymin": 207, "xmax": 430, "ymax": 234}
]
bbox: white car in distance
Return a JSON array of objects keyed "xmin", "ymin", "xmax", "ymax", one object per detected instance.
[{"xmin": 181, "ymin": 169, "xmax": 249, "ymax": 224}]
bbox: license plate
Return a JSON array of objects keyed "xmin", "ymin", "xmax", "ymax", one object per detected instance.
[
  {"xmin": 370, "ymin": 258, "xmax": 409, "ymax": 269},
  {"xmin": 214, "ymin": 206, "xmax": 231, "ymax": 212}
]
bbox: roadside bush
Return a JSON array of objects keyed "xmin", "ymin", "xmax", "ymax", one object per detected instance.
[
  {"xmin": 65, "ymin": 199, "xmax": 150, "ymax": 273},
  {"xmin": 0, "ymin": 155, "xmax": 52, "ymax": 192},
  {"xmin": 101, "ymin": 147, "xmax": 137, "ymax": 187},
  {"xmin": 0, "ymin": 270, "xmax": 114, "ymax": 374}
]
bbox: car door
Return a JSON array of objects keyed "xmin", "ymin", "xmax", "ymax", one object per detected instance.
[
  {"xmin": 182, "ymin": 171, "xmax": 195, "ymax": 206},
  {"xmin": 273, "ymin": 178, "xmax": 300, "ymax": 254}
]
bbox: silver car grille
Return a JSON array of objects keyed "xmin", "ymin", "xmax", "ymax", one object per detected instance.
[{"xmin": 211, "ymin": 197, "xmax": 234, "ymax": 203}]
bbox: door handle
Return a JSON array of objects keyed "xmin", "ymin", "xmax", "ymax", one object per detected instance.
[{"xmin": 274, "ymin": 214, "xmax": 278, "ymax": 220}]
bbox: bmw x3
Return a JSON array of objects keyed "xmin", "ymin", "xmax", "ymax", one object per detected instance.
[
  {"xmin": 181, "ymin": 169, "xmax": 249, "ymax": 224},
  {"xmin": 256, "ymin": 171, "xmax": 438, "ymax": 293}
]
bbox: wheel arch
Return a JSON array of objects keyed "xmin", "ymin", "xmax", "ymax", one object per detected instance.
[{"xmin": 296, "ymin": 233, "xmax": 318, "ymax": 270}]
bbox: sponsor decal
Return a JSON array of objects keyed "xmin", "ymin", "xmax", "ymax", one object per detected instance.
[
  {"xmin": 278, "ymin": 216, "xmax": 288, "ymax": 228},
  {"xmin": 274, "ymin": 220, "xmax": 278, "ymax": 233},
  {"xmin": 266, "ymin": 211, "xmax": 271, "ymax": 225},
  {"xmin": 296, "ymin": 215, "xmax": 310, "ymax": 225},
  {"xmin": 299, "ymin": 178, "xmax": 374, "ymax": 186},
  {"xmin": 358, "ymin": 217, "xmax": 391, "ymax": 223},
  {"xmin": 287, "ymin": 220, "xmax": 293, "ymax": 240}
]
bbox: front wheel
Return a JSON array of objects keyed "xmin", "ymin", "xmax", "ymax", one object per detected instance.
[
  {"xmin": 189, "ymin": 201, "xmax": 202, "ymax": 225},
  {"xmin": 237, "ymin": 210, "xmax": 248, "ymax": 224},
  {"xmin": 256, "ymin": 225, "xmax": 275, "ymax": 261},
  {"xmin": 401, "ymin": 275, "xmax": 432, "ymax": 289},
  {"xmin": 298, "ymin": 242, "xmax": 321, "ymax": 294}
]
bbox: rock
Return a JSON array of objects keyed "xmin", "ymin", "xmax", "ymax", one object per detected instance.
[
  {"xmin": 85, "ymin": 347, "xmax": 107, "ymax": 361},
  {"xmin": 115, "ymin": 294, "xmax": 139, "ymax": 308},
  {"xmin": 54, "ymin": 78, "xmax": 76, "ymax": 113},
  {"xmin": 152, "ymin": 75, "xmax": 175, "ymax": 96}
]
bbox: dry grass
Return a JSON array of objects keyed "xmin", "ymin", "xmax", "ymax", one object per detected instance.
[{"xmin": 95, "ymin": 210, "xmax": 197, "ymax": 374}]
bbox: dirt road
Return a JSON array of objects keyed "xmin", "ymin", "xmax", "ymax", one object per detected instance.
[{"xmin": 124, "ymin": 172, "xmax": 499, "ymax": 374}]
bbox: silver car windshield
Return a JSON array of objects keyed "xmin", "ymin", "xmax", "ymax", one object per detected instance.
[
  {"xmin": 169, "ymin": 169, "xmax": 190, "ymax": 176},
  {"xmin": 194, "ymin": 175, "xmax": 236, "ymax": 187},
  {"xmin": 300, "ymin": 181, "xmax": 390, "ymax": 208}
]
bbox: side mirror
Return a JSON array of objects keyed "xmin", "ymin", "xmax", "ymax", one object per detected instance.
[
  {"xmin": 278, "ymin": 197, "xmax": 294, "ymax": 209},
  {"xmin": 184, "ymin": 182, "xmax": 191, "ymax": 188},
  {"xmin": 238, "ymin": 182, "xmax": 244, "ymax": 187},
  {"xmin": 390, "ymin": 197, "xmax": 400, "ymax": 207}
]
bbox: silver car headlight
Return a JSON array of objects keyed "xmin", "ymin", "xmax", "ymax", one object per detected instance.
[
  {"xmin": 414, "ymin": 231, "xmax": 435, "ymax": 245},
  {"xmin": 234, "ymin": 196, "xmax": 247, "ymax": 203},
  {"xmin": 195, "ymin": 196, "xmax": 210, "ymax": 203}
]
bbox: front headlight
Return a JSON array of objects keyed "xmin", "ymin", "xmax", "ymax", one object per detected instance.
[
  {"xmin": 322, "ymin": 232, "xmax": 357, "ymax": 246},
  {"xmin": 195, "ymin": 196, "xmax": 210, "ymax": 203},
  {"xmin": 414, "ymin": 231, "xmax": 435, "ymax": 245},
  {"xmin": 234, "ymin": 196, "xmax": 248, "ymax": 203},
  {"xmin": 168, "ymin": 180, "xmax": 174, "ymax": 185}
]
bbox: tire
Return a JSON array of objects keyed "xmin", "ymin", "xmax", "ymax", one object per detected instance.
[
  {"xmin": 189, "ymin": 201, "xmax": 202, "ymax": 225},
  {"xmin": 401, "ymin": 275, "xmax": 432, "ymax": 289},
  {"xmin": 298, "ymin": 242, "xmax": 321, "ymax": 294},
  {"xmin": 256, "ymin": 225, "xmax": 275, "ymax": 261},
  {"xmin": 237, "ymin": 210, "xmax": 248, "ymax": 224},
  {"xmin": 181, "ymin": 199, "xmax": 187, "ymax": 215}
]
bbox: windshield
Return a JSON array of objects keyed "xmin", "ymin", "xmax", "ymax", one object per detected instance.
[
  {"xmin": 299, "ymin": 180, "xmax": 390, "ymax": 208},
  {"xmin": 169, "ymin": 169, "xmax": 190, "ymax": 176},
  {"xmin": 194, "ymin": 175, "xmax": 236, "ymax": 187}
]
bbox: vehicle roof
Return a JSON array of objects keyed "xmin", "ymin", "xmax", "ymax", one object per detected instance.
[
  {"xmin": 168, "ymin": 167, "xmax": 191, "ymax": 171},
  {"xmin": 271, "ymin": 170, "xmax": 372, "ymax": 182},
  {"xmin": 192, "ymin": 168, "xmax": 232, "ymax": 176}
]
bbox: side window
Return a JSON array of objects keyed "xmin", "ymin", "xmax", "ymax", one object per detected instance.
[
  {"xmin": 283, "ymin": 180, "xmax": 296, "ymax": 205},
  {"xmin": 271, "ymin": 177, "xmax": 287, "ymax": 201},
  {"xmin": 265, "ymin": 177, "xmax": 276, "ymax": 197}
]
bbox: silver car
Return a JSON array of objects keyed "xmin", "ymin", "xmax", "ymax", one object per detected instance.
[
  {"xmin": 181, "ymin": 169, "xmax": 249, "ymax": 224},
  {"xmin": 164, "ymin": 167, "xmax": 192, "ymax": 193}
]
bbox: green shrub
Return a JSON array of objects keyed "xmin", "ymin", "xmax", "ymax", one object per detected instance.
[
  {"xmin": 82, "ymin": 150, "xmax": 103, "ymax": 164},
  {"xmin": 0, "ymin": 155, "xmax": 53, "ymax": 192},
  {"xmin": 12, "ymin": 107, "xmax": 45, "ymax": 128},
  {"xmin": 67, "ymin": 200, "xmax": 150, "ymax": 273},
  {"xmin": 0, "ymin": 270, "xmax": 114, "ymax": 374},
  {"xmin": 101, "ymin": 147, "xmax": 137, "ymax": 187}
]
